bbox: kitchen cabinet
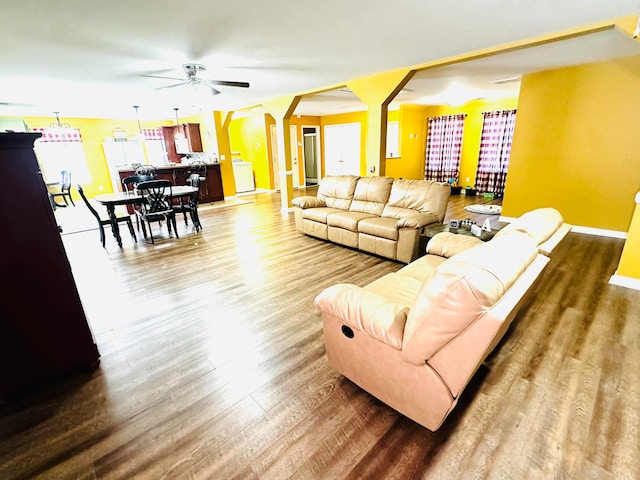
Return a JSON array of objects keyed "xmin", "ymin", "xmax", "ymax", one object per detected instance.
[
  {"xmin": 0, "ymin": 133, "xmax": 100, "ymax": 400},
  {"xmin": 162, "ymin": 123, "xmax": 202, "ymax": 164}
]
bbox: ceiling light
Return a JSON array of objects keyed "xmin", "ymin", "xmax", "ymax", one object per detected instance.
[{"xmin": 49, "ymin": 111, "xmax": 72, "ymax": 129}]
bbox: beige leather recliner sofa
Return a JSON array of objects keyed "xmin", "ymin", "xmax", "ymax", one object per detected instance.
[
  {"xmin": 315, "ymin": 207, "xmax": 570, "ymax": 431},
  {"xmin": 292, "ymin": 175, "xmax": 450, "ymax": 264}
]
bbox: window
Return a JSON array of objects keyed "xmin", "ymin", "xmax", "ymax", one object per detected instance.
[
  {"xmin": 424, "ymin": 114, "xmax": 466, "ymax": 183},
  {"xmin": 474, "ymin": 109, "xmax": 516, "ymax": 197},
  {"xmin": 31, "ymin": 127, "xmax": 92, "ymax": 184}
]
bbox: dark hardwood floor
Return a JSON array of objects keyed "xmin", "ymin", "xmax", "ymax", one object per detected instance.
[{"xmin": 1, "ymin": 189, "xmax": 639, "ymax": 479}]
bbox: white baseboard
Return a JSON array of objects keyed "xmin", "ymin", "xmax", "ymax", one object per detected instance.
[{"xmin": 609, "ymin": 272, "xmax": 640, "ymax": 290}]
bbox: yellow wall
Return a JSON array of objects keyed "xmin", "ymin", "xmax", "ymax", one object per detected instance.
[
  {"xmin": 14, "ymin": 115, "xmax": 170, "ymax": 198},
  {"xmin": 503, "ymin": 55, "xmax": 640, "ymax": 231},
  {"xmin": 229, "ymin": 113, "xmax": 270, "ymax": 189}
]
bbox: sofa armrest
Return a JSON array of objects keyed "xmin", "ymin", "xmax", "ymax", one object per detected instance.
[
  {"xmin": 315, "ymin": 283, "xmax": 408, "ymax": 349},
  {"xmin": 396, "ymin": 212, "xmax": 439, "ymax": 229},
  {"xmin": 426, "ymin": 232, "xmax": 484, "ymax": 258},
  {"xmin": 292, "ymin": 196, "xmax": 325, "ymax": 209}
]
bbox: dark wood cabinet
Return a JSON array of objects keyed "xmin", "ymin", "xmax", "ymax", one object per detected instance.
[
  {"xmin": 162, "ymin": 123, "xmax": 202, "ymax": 164},
  {"xmin": 118, "ymin": 163, "xmax": 224, "ymax": 203},
  {"xmin": 0, "ymin": 133, "xmax": 100, "ymax": 400}
]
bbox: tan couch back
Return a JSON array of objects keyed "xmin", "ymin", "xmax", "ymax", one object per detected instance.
[
  {"xmin": 494, "ymin": 207, "xmax": 564, "ymax": 245},
  {"xmin": 317, "ymin": 175, "xmax": 359, "ymax": 210},
  {"xmin": 401, "ymin": 232, "xmax": 538, "ymax": 365},
  {"xmin": 382, "ymin": 179, "xmax": 450, "ymax": 222},
  {"xmin": 349, "ymin": 176, "xmax": 394, "ymax": 216}
]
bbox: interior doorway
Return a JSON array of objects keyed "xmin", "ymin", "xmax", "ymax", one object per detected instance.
[
  {"xmin": 270, "ymin": 124, "xmax": 302, "ymax": 190},
  {"xmin": 302, "ymin": 126, "xmax": 320, "ymax": 185}
]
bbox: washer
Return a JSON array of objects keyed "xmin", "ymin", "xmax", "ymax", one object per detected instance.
[{"xmin": 232, "ymin": 159, "xmax": 255, "ymax": 193}]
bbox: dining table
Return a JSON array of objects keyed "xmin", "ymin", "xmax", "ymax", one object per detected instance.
[{"xmin": 95, "ymin": 185, "xmax": 199, "ymax": 247}]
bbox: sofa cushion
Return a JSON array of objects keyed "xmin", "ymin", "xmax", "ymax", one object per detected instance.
[
  {"xmin": 302, "ymin": 207, "xmax": 345, "ymax": 224},
  {"xmin": 364, "ymin": 272, "xmax": 425, "ymax": 307},
  {"xmin": 349, "ymin": 176, "xmax": 394, "ymax": 216},
  {"xmin": 395, "ymin": 254, "xmax": 447, "ymax": 283},
  {"xmin": 327, "ymin": 211, "xmax": 378, "ymax": 231},
  {"xmin": 317, "ymin": 175, "xmax": 359, "ymax": 210},
  {"xmin": 382, "ymin": 179, "xmax": 450, "ymax": 221},
  {"xmin": 401, "ymin": 232, "xmax": 538, "ymax": 365},
  {"xmin": 357, "ymin": 216, "xmax": 399, "ymax": 240}
]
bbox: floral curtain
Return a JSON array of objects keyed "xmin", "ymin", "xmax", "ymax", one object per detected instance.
[
  {"xmin": 474, "ymin": 109, "xmax": 517, "ymax": 197},
  {"xmin": 424, "ymin": 114, "xmax": 466, "ymax": 182}
]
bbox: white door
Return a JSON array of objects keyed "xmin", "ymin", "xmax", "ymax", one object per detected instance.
[{"xmin": 323, "ymin": 123, "xmax": 360, "ymax": 176}]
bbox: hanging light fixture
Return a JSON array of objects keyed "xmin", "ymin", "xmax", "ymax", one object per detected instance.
[
  {"xmin": 133, "ymin": 105, "xmax": 142, "ymax": 134},
  {"xmin": 49, "ymin": 111, "xmax": 72, "ymax": 129},
  {"xmin": 173, "ymin": 107, "xmax": 185, "ymax": 140}
]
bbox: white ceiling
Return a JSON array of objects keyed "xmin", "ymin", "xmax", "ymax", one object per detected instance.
[{"xmin": 1, "ymin": 1, "xmax": 639, "ymax": 121}]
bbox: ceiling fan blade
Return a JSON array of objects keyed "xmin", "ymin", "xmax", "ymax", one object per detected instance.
[
  {"xmin": 211, "ymin": 80, "xmax": 250, "ymax": 88},
  {"xmin": 156, "ymin": 81, "xmax": 190, "ymax": 90},
  {"xmin": 141, "ymin": 74, "xmax": 184, "ymax": 81}
]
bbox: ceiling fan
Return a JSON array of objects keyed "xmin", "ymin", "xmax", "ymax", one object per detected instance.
[{"xmin": 141, "ymin": 63, "xmax": 250, "ymax": 96}]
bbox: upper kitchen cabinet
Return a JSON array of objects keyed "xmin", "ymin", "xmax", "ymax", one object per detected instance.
[{"xmin": 162, "ymin": 123, "xmax": 203, "ymax": 164}]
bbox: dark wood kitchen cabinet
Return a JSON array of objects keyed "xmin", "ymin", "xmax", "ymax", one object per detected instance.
[
  {"xmin": 162, "ymin": 123, "xmax": 202, "ymax": 164},
  {"xmin": 0, "ymin": 133, "xmax": 100, "ymax": 400}
]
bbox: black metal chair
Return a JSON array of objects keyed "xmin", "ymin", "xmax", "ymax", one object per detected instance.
[
  {"xmin": 135, "ymin": 180, "xmax": 179, "ymax": 244},
  {"xmin": 173, "ymin": 173, "xmax": 202, "ymax": 232},
  {"xmin": 50, "ymin": 170, "xmax": 75, "ymax": 208},
  {"xmin": 122, "ymin": 175, "xmax": 154, "ymax": 231},
  {"xmin": 77, "ymin": 185, "xmax": 136, "ymax": 248}
]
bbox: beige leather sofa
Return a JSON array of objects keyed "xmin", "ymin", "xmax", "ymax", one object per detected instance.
[
  {"xmin": 315, "ymin": 208, "xmax": 570, "ymax": 431},
  {"xmin": 292, "ymin": 175, "xmax": 450, "ymax": 263}
]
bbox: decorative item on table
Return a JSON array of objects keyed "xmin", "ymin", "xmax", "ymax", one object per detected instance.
[
  {"xmin": 482, "ymin": 218, "xmax": 492, "ymax": 232},
  {"xmin": 470, "ymin": 224, "xmax": 483, "ymax": 237},
  {"xmin": 460, "ymin": 218, "xmax": 476, "ymax": 229},
  {"xmin": 449, "ymin": 219, "xmax": 460, "ymax": 229}
]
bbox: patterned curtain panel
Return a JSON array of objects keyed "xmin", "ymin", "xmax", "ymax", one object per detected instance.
[
  {"xmin": 424, "ymin": 114, "xmax": 466, "ymax": 182},
  {"xmin": 474, "ymin": 109, "xmax": 517, "ymax": 197},
  {"xmin": 142, "ymin": 128, "xmax": 164, "ymax": 141},
  {"xmin": 30, "ymin": 127, "xmax": 82, "ymax": 143}
]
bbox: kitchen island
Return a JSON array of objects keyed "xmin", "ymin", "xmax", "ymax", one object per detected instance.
[{"xmin": 118, "ymin": 163, "xmax": 224, "ymax": 203}]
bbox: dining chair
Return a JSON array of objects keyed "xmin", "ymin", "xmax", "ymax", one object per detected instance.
[
  {"xmin": 77, "ymin": 185, "xmax": 136, "ymax": 248},
  {"xmin": 122, "ymin": 174, "xmax": 154, "ymax": 231},
  {"xmin": 50, "ymin": 170, "xmax": 75, "ymax": 208},
  {"xmin": 135, "ymin": 179, "xmax": 179, "ymax": 244},
  {"xmin": 173, "ymin": 173, "xmax": 202, "ymax": 232}
]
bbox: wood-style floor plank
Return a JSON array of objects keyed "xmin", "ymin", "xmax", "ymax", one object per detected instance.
[{"xmin": 1, "ymin": 189, "xmax": 639, "ymax": 479}]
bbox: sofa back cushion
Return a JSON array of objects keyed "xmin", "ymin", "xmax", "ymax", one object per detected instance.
[
  {"xmin": 401, "ymin": 232, "xmax": 538, "ymax": 365},
  {"xmin": 317, "ymin": 175, "xmax": 359, "ymax": 210},
  {"xmin": 349, "ymin": 176, "xmax": 394, "ymax": 216},
  {"xmin": 494, "ymin": 207, "xmax": 563, "ymax": 246},
  {"xmin": 382, "ymin": 179, "xmax": 450, "ymax": 221}
]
